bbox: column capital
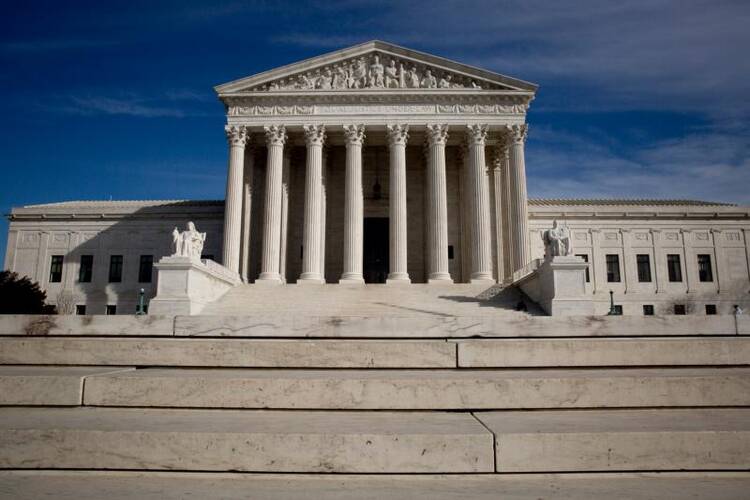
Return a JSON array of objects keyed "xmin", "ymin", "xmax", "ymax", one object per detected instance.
[
  {"xmin": 466, "ymin": 124, "xmax": 488, "ymax": 146},
  {"xmin": 264, "ymin": 125, "xmax": 287, "ymax": 146},
  {"xmin": 507, "ymin": 124, "xmax": 528, "ymax": 145},
  {"xmin": 225, "ymin": 125, "xmax": 248, "ymax": 147},
  {"xmin": 386, "ymin": 124, "xmax": 409, "ymax": 146},
  {"xmin": 303, "ymin": 124, "xmax": 326, "ymax": 146},
  {"xmin": 426, "ymin": 124, "xmax": 449, "ymax": 146},
  {"xmin": 343, "ymin": 124, "xmax": 366, "ymax": 146}
]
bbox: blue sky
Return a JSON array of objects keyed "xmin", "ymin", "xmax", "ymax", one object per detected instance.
[{"xmin": 2, "ymin": 0, "xmax": 749, "ymax": 264}]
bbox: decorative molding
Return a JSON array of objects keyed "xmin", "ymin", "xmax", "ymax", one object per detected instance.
[
  {"xmin": 466, "ymin": 124, "xmax": 488, "ymax": 146},
  {"xmin": 303, "ymin": 124, "xmax": 326, "ymax": 146},
  {"xmin": 224, "ymin": 125, "xmax": 247, "ymax": 147},
  {"xmin": 263, "ymin": 125, "xmax": 287, "ymax": 146},
  {"xmin": 386, "ymin": 124, "xmax": 409, "ymax": 146},
  {"xmin": 425, "ymin": 124, "xmax": 449, "ymax": 146},
  {"xmin": 342, "ymin": 124, "xmax": 366, "ymax": 146},
  {"xmin": 508, "ymin": 124, "xmax": 528, "ymax": 144}
]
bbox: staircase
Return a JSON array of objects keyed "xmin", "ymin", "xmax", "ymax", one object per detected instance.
[{"xmin": 1, "ymin": 286, "xmax": 749, "ymax": 499}]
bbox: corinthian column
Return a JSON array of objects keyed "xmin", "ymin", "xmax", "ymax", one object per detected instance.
[
  {"xmin": 500, "ymin": 140, "xmax": 514, "ymax": 282},
  {"xmin": 279, "ymin": 148, "xmax": 291, "ymax": 282},
  {"xmin": 222, "ymin": 125, "xmax": 247, "ymax": 274},
  {"xmin": 425, "ymin": 124, "xmax": 452, "ymax": 283},
  {"xmin": 466, "ymin": 124, "xmax": 494, "ymax": 283},
  {"xmin": 257, "ymin": 125, "xmax": 287, "ymax": 284},
  {"xmin": 340, "ymin": 124, "xmax": 365, "ymax": 284},
  {"xmin": 386, "ymin": 124, "xmax": 411, "ymax": 284},
  {"xmin": 299, "ymin": 124, "xmax": 326, "ymax": 284},
  {"xmin": 508, "ymin": 124, "xmax": 530, "ymax": 272}
]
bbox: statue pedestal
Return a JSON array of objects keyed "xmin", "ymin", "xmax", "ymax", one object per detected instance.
[
  {"xmin": 519, "ymin": 255, "xmax": 594, "ymax": 316},
  {"xmin": 149, "ymin": 256, "xmax": 241, "ymax": 316}
]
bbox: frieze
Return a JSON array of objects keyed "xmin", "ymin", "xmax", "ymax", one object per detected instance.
[
  {"xmin": 228, "ymin": 102, "xmax": 528, "ymax": 116},
  {"xmin": 247, "ymin": 51, "xmax": 504, "ymax": 92}
]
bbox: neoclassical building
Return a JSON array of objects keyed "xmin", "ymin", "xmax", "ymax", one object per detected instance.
[{"xmin": 4, "ymin": 41, "xmax": 750, "ymax": 315}]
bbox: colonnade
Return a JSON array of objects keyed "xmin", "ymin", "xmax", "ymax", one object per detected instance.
[{"xmin": 222, "ymin": 123, "xmax": 530, "ymax": 284}]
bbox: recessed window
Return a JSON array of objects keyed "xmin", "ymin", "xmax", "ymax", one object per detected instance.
[
  {"xmin": 109, "ymin": 255, "xmax": 123, "ymax": 283},
  {"xmin": 138, "ymin": 255, "xmax": 154, "ymax": 283},
  {"xmin": 674, "ymin": 304, "xmax": 686, "ymax": 315},
  {"xmin": 697, "ymin": 254, "xmax": 713, "ymax": 282},
  {"xmin": 705, "ymin": 304, "xmax": 717, "ymax": 315},
  {"xmin": 49, "ymin": 255, "xmax": 63, "ymax": 283},
  {"xmin": 448, "ymin": 245, "xmax": 454, "ymax": 260},
  {"xmin": 643, "ymin": 304, "xmax": 655, "ymax": 316},
  {"xmin": 606, "ymin": 254, "xmax": 621, "ymax": 282},
  {"xmin": 636, "ymin": 254, "xmax": 652, "ymax": 283},
  {"xmin": 613, "ymin": 305, "xmax": 623, "ymax": 315},
  {"xmin": 576, "ymin": 254, "xmax": 590, "ymax": 282},
  {"xmin": 667, "ymin": 254, "xmax": 682, "ymax": 282},
  {"xmin": 106, "ymin": 305, "xmax": 117, "ymax": 315},
  {"xmin": 75, "ymin": 305, "xmax": 86, "ymax": 315},
  {"xmin": 79, "ymin": 255, "xmax": 93, "ymax": 283}
]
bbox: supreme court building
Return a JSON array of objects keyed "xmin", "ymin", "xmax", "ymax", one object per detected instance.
[{"xmin": 5, "ymin": 41, "xmax": 750, "ymax": 315}]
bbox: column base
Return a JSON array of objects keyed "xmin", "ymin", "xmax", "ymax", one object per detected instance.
[
  {"xmin": 255, "ymin": 273, "xmax": 283, "ymax": 285},
  {"xmin": 428, "ymin": 273, "xmax": 453, "ymax": 284},
  {"xmin": 297, "ymin": 276, "xmax": 325, "ymax": 285},
  {"xmin": 339, "ymin": 275, "xmax": 365, "ymax": 285},
  {"xmin": 386, "ymin": 273, "xmax": 411, "ymax": 285},
  {"xmin": 470, "ymin": 277, "xmax": 496, "ymax": 285}
]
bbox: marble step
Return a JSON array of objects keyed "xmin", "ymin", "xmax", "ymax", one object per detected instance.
[
  {"xmin": 3, "ymin": 471, "xmax": 750, "ymax": 500},
  {"xmin": 0, "ymin": 366, "xmax": 133, "ymax": 405},
  {"xmin": 475, "ymin": 409, "xmax": 750, "ymax": 472},
  {"xmin": 82, "ymin": 367, "xmax": 750, "ymax": 409},
  {"xmin": 2, "ymin": 314, "xmax": 742, "ymax": 338},
  {"xmin": 3, "ymin": 336, "xmax": 749, "ymax": 368},
  {"xmin": 0, "ymin": 407, "xmax": 493, "ymax": 473},
  {"xmin": 0, "ymin": 338, "xmax": 456, "ymax": 368},
  {"xmin": 455, "ymin": 337, "xmax": 750, "ymax": 367}
]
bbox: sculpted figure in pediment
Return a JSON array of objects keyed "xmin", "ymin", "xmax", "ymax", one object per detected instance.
[
  {"xmin": 385, "ymin": 59, "xmax": 400, "ymax": 88},
  {"xmin": 316, "ymin": 67, "xmax": 333, "ymax": 90},
  {"xmin": 369, "ymin": 55, "xmax": 385, "ymax": 88},
  {"xmin": 407, "ymin": 67, "xmax": 420, "ymax": 88},
  {"xmin": 332, "ymin": 65, "xmax": 348, "ymax": 89},
  {"xmin": 351, "ymin": 58, "xmax": 368, "ymax": 88},
  {"xmin": 438, "ymin": 74, "xmax": 452, "ymax": 88},
  {"xmin": 421, "ymin": 69, "xmax": 437, "ymax": 88}
]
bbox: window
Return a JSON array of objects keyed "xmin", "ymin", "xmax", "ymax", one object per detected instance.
[
  {"xmin": 448, "ymin": 245, "xmax": 454, "ymax": 260},
  {"xmin": 643, "ymin": 304, "xmax": 655, "ymax": 316},
  {"xmin": 138, "ymin": 255, "xmax": 154, "ymax": 283},
  {"xmin": 79, "ymin": 255, "xmax": 93, "ymax": 283},
  {"xmin": 705, "ymin": 304, "xmax": 717, "ymax": 315},
  {"xmin": 613, "ymin": 305, "xmax": 623, "ymax": 315},
  {"xmin": 576, "ymin": 254, "xmax": 590, "ymax": 282},
  {"xmin": 49, "ymin": 255, "xmax": 63, "ymax": 283},
  {"xmin": 106, "ymin": 305, "xmax": 117, "ymax": 315},
  {"xmin": 109, "ymin": 255, "xmax": 123, "ymax": 283},
  {"xmin": 75, "ymin": 305, "xmax": 86, "ymax": 315},
  {"xmin": 674, "ymin": 304, "xmax": 686, "ymax": 315},
  {"xmin": 667, "ymin": 254, "xmax": 682, "ymax": 282},
  {"xmin": 698, "ymin": 254, "xmax": 713, "ymax": 282},
  {"xmin": 636, "ymin": 254, "xmax": 652, "ymax": 282},
  {"xmin": 606, "ymin": 254, "xmax": 621, "ymax": 282}
]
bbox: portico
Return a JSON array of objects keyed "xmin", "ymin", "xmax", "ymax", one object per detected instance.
[{"xmin": 216, "ymin": 41, "xmax": 537, "ymax": 284}]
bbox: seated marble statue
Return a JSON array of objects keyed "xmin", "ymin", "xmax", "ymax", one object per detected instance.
[
  {"xmin": 543, "ymin": 220, "xmax": 572, "ymax": 258},
  {"xmin": 171, "ymin": 221, "xmax": 206, "ymax": 260}
]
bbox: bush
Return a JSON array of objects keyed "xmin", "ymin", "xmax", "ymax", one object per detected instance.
[{"xmin": 0, "ymin": 270, "xmax": 52, "ymax": 314}]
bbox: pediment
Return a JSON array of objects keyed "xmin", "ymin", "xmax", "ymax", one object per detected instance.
[{"xmin": 216, "ymin": 40, "xmax": 537, "ymax": 95}]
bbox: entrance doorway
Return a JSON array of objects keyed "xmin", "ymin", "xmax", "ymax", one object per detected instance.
[{"xmin": 363, "ymin": 217, "xmax": 389, "ymax": 283}]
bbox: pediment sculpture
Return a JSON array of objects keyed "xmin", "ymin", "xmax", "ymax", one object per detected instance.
[
  {"xmin": 543, "ymin": 220, "xmax": 572, "ymax": 258},
  {"xmin": 171, "ymin": 221, "xmax": 206, "ymax": 261},
  {"xmin": 251, "ymin": 52, "xmax": 501, "ymax": 92}
]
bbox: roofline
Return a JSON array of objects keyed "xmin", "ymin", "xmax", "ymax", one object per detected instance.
[{"xmin": 214, "ymin": 40, "xmax": 539, "ymax": 94}]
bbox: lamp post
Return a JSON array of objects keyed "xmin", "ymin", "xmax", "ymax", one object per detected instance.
[
  {"xmin": 136, "ymin": 288, "xmax": 146, "ymax": 316},
  {"xmin": 607, "ymin": 290, "xmax": 620, "ymax": 315}
]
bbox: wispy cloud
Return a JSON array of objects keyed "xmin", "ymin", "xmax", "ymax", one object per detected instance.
[
  {"xmin": 50, "ymin": 92, "xmax": 217, "ymax": 118},
  {"xmin": 1, "ymin": 39, "xmax": 116, "ymax": 52}
]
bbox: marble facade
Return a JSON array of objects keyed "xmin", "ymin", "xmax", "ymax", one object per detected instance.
[{"xmin": 3, "ymin": 41, "xmax": 750, "ymax": 315}]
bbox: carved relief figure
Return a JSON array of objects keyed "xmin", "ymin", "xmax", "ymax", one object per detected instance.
[
  {"xmin": 369, "ymin": 55, "xmax": 385, "ymax": 88},
  {"xmin": 421, "ymin": 69, "xmax": 437, "ymax": 88},
  {"xmin": 438, "ymin": 74, "xmax": 452, "ymax": 88},
  {"xmin": 171, "ymin": 222, "xmax": 206, "ymax": 260},
  {"xmin": 351, "ymin": 58, "xmax": 368, "ymax": 88},
  {"xmin": 543, "ymin": 220, "xmax": 572, "ymax": 258},
  {"xmin": 384, "ymin": 59, "xmax": 400, "ymax": 88},
  {"xmin": 316, "ymin": 67, "xmax": 333, "ymax": 90},
  {"xmin": 407, "ymin": 66, "xmax": 420, "ymax": 88},
  {"xmin": 332, "ymin": 65, "xmax": 348, "ymax": 89}
]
